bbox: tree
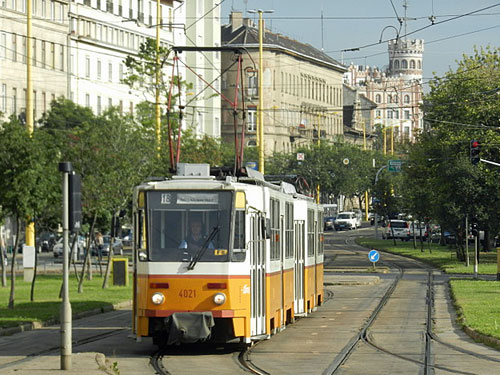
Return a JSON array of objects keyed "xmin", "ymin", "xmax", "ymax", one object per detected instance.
[
  {"xmin": 0, "ymin": 118, "xmax": 59, "ymax": 307},
  {"xmin": 408, "ymin": 46, "xmax": 500, "ymax": 258}
]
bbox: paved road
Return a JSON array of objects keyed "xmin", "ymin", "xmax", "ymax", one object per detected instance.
[{"xmin": 1, "ymin": 225, "xmax": 499, "ymax": 374}]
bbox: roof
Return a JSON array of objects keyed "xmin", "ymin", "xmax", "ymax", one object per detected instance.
[{"xmin": 222, "ymin": 19, "xmax": 346, "ymax": 73}]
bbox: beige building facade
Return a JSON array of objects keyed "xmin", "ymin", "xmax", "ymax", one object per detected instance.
[{"xmin": 221, "ymin": 12, "xmax": 346, "ymax": 155}]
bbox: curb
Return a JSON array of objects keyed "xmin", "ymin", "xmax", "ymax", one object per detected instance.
[
  {"xmin": 0, "ymin": 300, "xmax": 132, "ymax": 337},
  {"xmin": 463, "ymin": 326, "xmax": 500, "ymax": 350}
]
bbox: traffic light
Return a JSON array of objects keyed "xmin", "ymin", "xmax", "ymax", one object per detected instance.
[
  {"xmin": 471, "ymin": 217, "xmax": 479, "ymax": 237},
  {"xmin": 470, "ymin": 140, "xmax": 480, "ymax": 165},
  {"xmin": 69, "ymin": 173, "xmax": 82, "ymax": 233}
]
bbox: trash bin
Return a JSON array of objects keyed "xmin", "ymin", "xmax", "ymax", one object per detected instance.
[{"xmin": 112, "ymin": 257, "xmax": 128, "ymax": 286}]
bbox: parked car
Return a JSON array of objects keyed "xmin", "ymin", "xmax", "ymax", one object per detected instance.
[
  {"xmin": 334, "ymin": 212, "xmax": 359, "ymax": 230},
  {"xmin": 92, "ymin": 235, "xmax": 123, "ymax": 257},
  {"xmin": 53, "ymin": 236, "xmax": 85, "ymax": 258},
  {"xmin": 324, "ymin": 216, "xmax": 336, "ymax": 231},
  {"xmin": 382, "ymin": 220, "xmax": 410, "ymax": 241}
]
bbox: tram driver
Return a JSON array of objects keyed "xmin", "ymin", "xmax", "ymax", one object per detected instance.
[{"xmin": 178, "ymin": 217, "xmax": 215, "ymax": 256}]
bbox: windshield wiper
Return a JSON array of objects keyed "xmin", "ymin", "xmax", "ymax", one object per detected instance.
[{"xmin": 187, "ymin": 226, "xmax": 219, "ymax": 270}]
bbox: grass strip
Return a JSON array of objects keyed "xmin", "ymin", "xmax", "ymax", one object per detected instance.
[
  {"xmin": 450, "ymin": 279, "xmax": 500, "ymax": 346},
  {"xmin": 0, "ymin": 274, "xmax": 132, "ymax": 329},
  {"xmin": 356, "ymin": 237, "xmax": 497, "ymax": 274}
]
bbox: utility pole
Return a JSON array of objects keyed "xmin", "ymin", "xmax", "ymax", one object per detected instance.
[
  {"xmin": 155, "ymin": 0, "xmax": 162, "ymax": 156},
  {"xmin": 25, "ymin": 0, "xmax": 35, "ymax": 251},
  {"xmin": 58, "ymin": 162, "xmax": 73, "ymax": 370},
  {"xmin": 249, "ymin": 9, "xmax": 274, "ymax": 174}
]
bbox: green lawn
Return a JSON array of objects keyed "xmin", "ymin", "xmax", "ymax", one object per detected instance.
[
  {"xmin": 356, "ymin": 237, "xmax": 498, "ymax": 274},
  {"xmin": 357, "ymin": 237, "xmax": 500, "ymax": 346},
  {"xmin": 450, "ymin": 279, "xmax": 500, "ymax": 344},
  {"xmin": 0, "ymin": 274, "xmax": 132, "ymax": 329}
]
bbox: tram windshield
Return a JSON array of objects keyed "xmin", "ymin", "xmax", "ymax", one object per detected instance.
[{"xmin": 146, "ymin": 191, "xmax": 232, "ymax": 262}]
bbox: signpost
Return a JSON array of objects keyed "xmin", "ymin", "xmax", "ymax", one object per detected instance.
[
  {"xmin": 388, "ymin": 159, "xmax": 402, "ymax": 172},
  {"xmin": 368, "ymin": 249, "xmax": 380, "ymax": 270}
]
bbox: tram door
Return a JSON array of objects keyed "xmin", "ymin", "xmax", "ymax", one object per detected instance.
[
  {"xmin": 294, "ymin": 220, "xmax": 305, "ymax": 315},
  {"xmin": 250, "ymin": 214, "xmax": 266, "ymax": 336}
]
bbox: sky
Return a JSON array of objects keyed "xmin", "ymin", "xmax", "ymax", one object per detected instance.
[{"xmin": 221, "ymin": 0, "xmax": 500, "ymax": 90}]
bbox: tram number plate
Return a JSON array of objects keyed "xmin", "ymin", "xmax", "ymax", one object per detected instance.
[{"xmin": 179, "ymin": 289, "xmax": 197, "ymax": 298}]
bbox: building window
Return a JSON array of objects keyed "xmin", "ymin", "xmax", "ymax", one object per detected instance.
[
  {"xmin": 404, "ymin": 110, "xmax": 410, "ymax": 119},
  {"xmin": 1, "ymin": 84, "xmax": 6, "ymax": 112},
  {"xmin": 0, "ymin": 33, "xmax": 6, "ymax": 59},
  {"xmin": 247, "ymin": 74, "xmax": 257, "ymax": 97},
  {"xmin": 108, "ymin": 97, "xmax": 112, "ymax": 108},
  {"xmin": 247, "ymin": 108, "xmax": 257, "ymax": 132},
  {"xmin": 108, "ymin": 62, "xmax": 112, "ymax": 82},
  {"xmin": 394, "ymin": 95, "xmax": 398, "ymax": 104},
  {"xmin": 410, "ymin": 60, "xmax": 415, "ymax": 69},
  {"xmin": 404, "ymin": 94, "xmax": 410, "ymax": 103},
  {"xmin": 387, "ymin": 95, "xmax": 392, "ymax": 104},
  {"xmin": 12, "ymin": 33, "xmax": 16, "ymax": 62},
  {"xmin": 387, "ymin": 111, "xmax": 393, "ymax": 119},
  {"xmin": 50, "ymin": 42, "xmax": 55, "ymax": 69},
  {"xmin": 31, "ymin": 38, "xmax": 36, "ymax": 67},
  {"xmin": 41, "ymin": 41, "xmax": 46, "ymax": 68},
  {"xmin": 85, "ymin": 93, "xmax": 90, "ymax": 107},
  {"xmin": 12, "ymin": 87, "xmax": 17, "ymax": 114},
  {"xmin": 50, "ymin": 0, "xmax": 55, "ymax": 21},
  {"xmin": 85, "ymin": 56, "xmax": 90, "ymax": 77},
  {"xmin": 394, "ymin": 110, "xmax": 399, "ymax": 119},
  {"xmin": 22, "ymin": 36, "xmax": 26, "ymax": 63},
  {"xmin": 97, "ymin": 60, "xmax": 101, "ymax": 79},
  {"xmin": 59, "ymin": 44, "xmax": 64, "ymax": 71},
  {"xmin": 119, "ymin": 63, "xmax": 123, "ymax": 81},
  {"xmin": 97, "ymin": 96, "xmax": 101, "ymax": 114},
  {"xmin": 394, "ymin": 60, "xmax": 399, "ymax": 69},
  {"xmin": 402, "ymin": 60, "xmax": 408, "ymax": 69},
  {"xmin": 33, "ymin": 90, "xmax": 37, "ymax": 119},
  {"xmin": 376, "ymin": 110, "xmax": 381, "ymax": 118},
  {"xmin": 375, "ymin": 93, "xmax": 381, "ymax": 103},
  {"xmin": 418, "ymin": 60, "xmax": 421, "ymax": 69}
]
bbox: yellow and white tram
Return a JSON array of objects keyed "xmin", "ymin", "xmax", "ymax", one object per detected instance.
[{"xmin": 132, "ymin": 164, "xmax": 324, "ymax": 345}]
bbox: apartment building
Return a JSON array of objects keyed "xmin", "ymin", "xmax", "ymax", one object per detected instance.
[
  {"xmin": 0, "ymin": 0, "xmax": 186, "ymax": 121},
  {"xmin": 221, "ymin": 12, "xmax": 346, "ymax": 155},
  {"xmin": 184, "ymin": 0, "xmax": 221, "ymax": 137}
]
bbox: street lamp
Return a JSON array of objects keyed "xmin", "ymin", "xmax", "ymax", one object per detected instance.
[{"xmin": 248, "ymin": 9, "xmax": 274, "ymax": 174}]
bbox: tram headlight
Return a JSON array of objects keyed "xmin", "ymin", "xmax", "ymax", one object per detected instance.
[
  {"xmin": 213, "ymin": 292, "xmax": 226, "ymax": 305},
  {"xmin": 151, "ymin": 292, "xmax": 165, "ymax": 305}
]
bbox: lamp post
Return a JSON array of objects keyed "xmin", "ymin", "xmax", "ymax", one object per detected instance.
[
  {"xmin": 248, "ymin": 9, "xmax": 274, "ymax": 174},
  {"xmin": 25, "ymin": 0, "xmax": 35, "ymax": 250}
]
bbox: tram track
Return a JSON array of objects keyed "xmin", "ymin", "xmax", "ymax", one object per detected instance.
[{"xmin": 323, "ymin": 235, "xmax": 499, "ymax": 375}]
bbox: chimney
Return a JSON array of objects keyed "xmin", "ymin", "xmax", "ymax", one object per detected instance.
[{"xmin": 230, "ymin": 12, "xmax": 243, "ymax": 33}]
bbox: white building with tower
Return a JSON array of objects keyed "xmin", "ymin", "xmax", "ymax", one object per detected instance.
[{"xmin": 344, "ymin": 37, "xmax": 424, "ymax": 143}]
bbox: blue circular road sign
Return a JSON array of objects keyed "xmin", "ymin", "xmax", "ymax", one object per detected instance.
[{"xmin": 368, "ymin": 249, "xmax": 380, "ymax": 263}]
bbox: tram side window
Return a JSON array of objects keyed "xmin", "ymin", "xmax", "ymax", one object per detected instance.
[
  {"xmin": 285, "ymin": 202, "xmax": 293, "ymax": 258},
  {"xmin": 232, "ymin": 210, "xmax": 246, "ymax": 261},
  {"xmin": 135, "ymin": 209, "xmax": 147, "ymax": 261},
  {"xmin": 318, "ymin": 211, "xmax": 324, "ymax": 255},
  {"xmin": 270, "ymin": 198, "xmax": 280, "ymax": 260},
  {"xmin": 307, "ymin": 209, "xmax": 315, "ymax": 256}
]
